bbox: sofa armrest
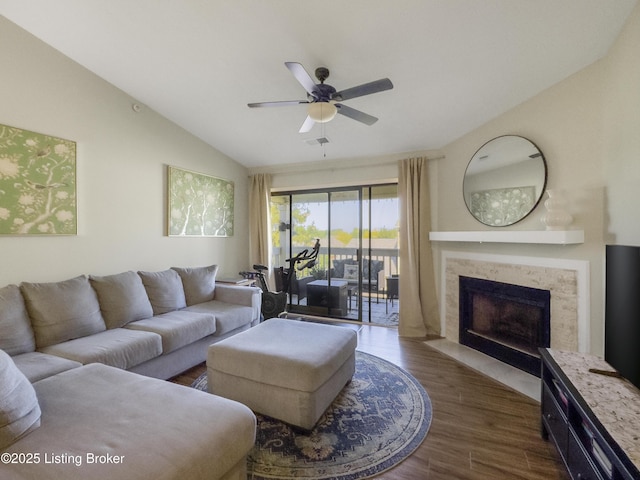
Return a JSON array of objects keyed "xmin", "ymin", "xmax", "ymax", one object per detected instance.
[{"xmin": 214, "ymin": 285, "xmax": 262, "ymax": 321}]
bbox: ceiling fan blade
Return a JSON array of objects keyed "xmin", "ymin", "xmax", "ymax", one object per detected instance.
[
  {"xmin": 285, "ymin": 62, "xmax": 317, "ymax": 96},
  {"xmin": 299, "ymin": 115, "xmax": 315, "ymax": 133},
  {"xmin": 335, "ymin": 104, "xmax": 378, "ymax": 126},
  {"xmin": 332, "ymin": 78, "xmax": 393, "ymax": 102},
  {"xmin": 248, "ymin": 100, "xmax": 308, "ymax": 108}
]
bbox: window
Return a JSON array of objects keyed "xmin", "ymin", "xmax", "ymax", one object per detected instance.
[{"xmin": 271, "ymin": 184, "xmax": 399, "ymax": 324}]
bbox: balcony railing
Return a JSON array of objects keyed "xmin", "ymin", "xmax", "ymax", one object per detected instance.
[
  {"xmin": 274, "ymin": 246, "xmax": 399, "ymax": 284},
  {"xmin": 271, "ymin": 246, "xmax": 399, "ymax": 324}
]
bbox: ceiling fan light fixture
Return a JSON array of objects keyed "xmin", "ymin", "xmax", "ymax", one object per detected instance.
[{"xmin": 307, "ymin": 102, "xmax": 337, "ymax": 123}]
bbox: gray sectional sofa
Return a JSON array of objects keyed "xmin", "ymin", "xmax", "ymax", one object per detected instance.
[{"xmin": 0, "ymin": 265, "xmax": 261, "ymax": 480}]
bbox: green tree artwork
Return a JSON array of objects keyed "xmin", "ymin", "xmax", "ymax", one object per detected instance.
[
  {"xmin": 168, "ymin": 166, "xmax": 234, "ymax": 237},
  {"xmin": 0, "ymin": 124, "xmax": 76, "ymax": 235}
]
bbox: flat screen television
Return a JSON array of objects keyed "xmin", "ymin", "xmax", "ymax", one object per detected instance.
[{"xmin": 605, "ymin": 245, "xmax": 640, "ymax": 390}]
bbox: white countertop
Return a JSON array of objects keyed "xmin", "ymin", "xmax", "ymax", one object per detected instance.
[{"xmin": 548, "ymin": 349, "xmax": 640, "ymax": 470}]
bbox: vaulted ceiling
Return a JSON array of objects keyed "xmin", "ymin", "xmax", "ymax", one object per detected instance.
[{"xmin": 1, "ymin": 1, "xmax": 637, "ymax": 167}]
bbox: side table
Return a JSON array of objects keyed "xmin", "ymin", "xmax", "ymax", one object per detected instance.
[{"xmin": 306, "ymin": 280, "xmax": 348, "ymax": 316}]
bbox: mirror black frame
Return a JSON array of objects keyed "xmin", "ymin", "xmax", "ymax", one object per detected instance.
[{"xmin": 463, "ymin": 135, "xmax": 547, "ymax": 227}]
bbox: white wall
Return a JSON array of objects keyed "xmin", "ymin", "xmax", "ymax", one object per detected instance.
[
  {"xmin": 251, "ymin": 2, "xmax": 639, "ymax": 357},
  {"xmin": 5, "ymin": 1, "xmax": 638, "ymax": 354},
  {"xmin": 0, "ymin": 17, "xmax": 249, "ymax": 285},
  {"xmin": 603, "ymin": 3, "xmax": 640, "ymax": 245},
  {"xmin": 251, "ymin": 153, "xmax": 410, "ymax": 192},
  {"xmin": 432, "ymin": 2, "xmax": 640, "ymax": 355}
]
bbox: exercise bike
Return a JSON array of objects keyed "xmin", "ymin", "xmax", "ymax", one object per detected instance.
[{"xmin": 240, "ymin": 239, "xmax": 320, "ymax": 319}]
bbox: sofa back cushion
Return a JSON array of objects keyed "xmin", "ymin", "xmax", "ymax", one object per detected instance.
[
  {"xmin": 171, "ymin": 265, "xmax": 219, "ymax": 306},
  {"xmin": 0, "ymin": 349, "xmax": 41, "ymax": 450},
  {"xmin": 90, "ymin": 271, "xmax": 154, "ymax": 329},
  {"xmin": 138, "ymin": 269, "xmax": 187, "ymax": 315},
  {"xmin": 0, "ymin": 284, "xmax": 36, "ymax": 355},
  {"xmin": 21, "ymin": 276, "xmax": 107, "ymax": 349}
]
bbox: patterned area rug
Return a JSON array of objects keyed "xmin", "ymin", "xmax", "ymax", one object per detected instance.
[{"xmin": 192, "ymin": 351, "xmax": 432, "ymax": 480}]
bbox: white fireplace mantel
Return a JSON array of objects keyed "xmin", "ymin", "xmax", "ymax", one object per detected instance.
[{"xmin": 429, "ymin": 230, "xmax": 584, "ymax": 245}]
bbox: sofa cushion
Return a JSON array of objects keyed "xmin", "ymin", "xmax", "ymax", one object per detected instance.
[
  {"xmin": 12, "ymin": 352, "xmax": 82, "ymax": 383},
  {"xmin": 172, "ymin": 265, "xmax": 219, "ymax": 306},
  {"xmin": 138, "ymin": 269, "xmax": 187, "ymax": 315},
  {"xmin": 0, "ymin": 284, "xmax": 36, "ymax": 355},
  {"xmin": 21, "ymin": 276, "xmax": 107, "ymax": 349},
  {"xmin": 39, "ymin": 328, "xmax": 162, "ymax": 370},
  {"xmin": 4, "ymin": 363, "xmax": 256, "ymax": 480},
  {"xmin": 0, "ymin": 349, "xmax": 41, "ymax": 450},
  {"xmin": 185, "ymin": 300, "xmax": 255, "ymax": 336},
  {"xmin": 125, "ymin": 310, "xmax": 216, "ymax": 354},
  {"xmin": 90, "ymin": 271, "xmax": 154, "ymax": 329}
]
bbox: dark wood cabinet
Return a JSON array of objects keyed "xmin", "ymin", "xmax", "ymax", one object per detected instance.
[{"xmin": 540, "ymin": 349, "xmax": 640, "ymax": 480}]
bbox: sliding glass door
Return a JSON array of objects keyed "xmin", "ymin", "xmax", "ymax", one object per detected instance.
[{"xmin": 270, "ymin": 184, "xmax": 399, "ymax": 324}]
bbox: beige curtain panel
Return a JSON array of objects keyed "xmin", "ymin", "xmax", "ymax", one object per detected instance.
[
  {"xmin": 249, "ymin": 173, "xmax": 272, "ymax": 285},
  {"xmin": 398, "ymin": 157, "xmax": 440, "ymax": 337}
]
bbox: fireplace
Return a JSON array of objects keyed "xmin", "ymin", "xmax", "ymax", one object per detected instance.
[{"xmin": 459, "ymin": 276, "xmax": 550, "ymax": 376}]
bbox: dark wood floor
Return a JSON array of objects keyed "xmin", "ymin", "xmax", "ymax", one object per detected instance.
[{"xmin": 171, "ymin": 324, "xmax": 569, "ymax": 480}]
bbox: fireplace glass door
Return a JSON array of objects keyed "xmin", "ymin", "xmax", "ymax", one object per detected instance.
[{"xmin": 459, "ymin": 276, "xmax": 551, "ymax": 376}]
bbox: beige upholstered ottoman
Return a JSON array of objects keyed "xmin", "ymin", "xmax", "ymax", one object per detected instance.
[{"xmin": 207, "ymin": 318, "xmax": 357, "ymax": 430}]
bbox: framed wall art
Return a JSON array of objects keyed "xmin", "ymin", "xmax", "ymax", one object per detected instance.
[
  {"xmin": 468, "ymin": 185, "xmax": 535, "ymax": 227},
  {"xmin": 0, "ymin": 123, "xmax": 77, "ymax": 235},
  {"xmin": 167, "ymin": 165, "xmax": 234, "ymax": 237}
]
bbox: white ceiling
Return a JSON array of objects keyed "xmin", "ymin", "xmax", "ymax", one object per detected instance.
[{"xmin": 1, "ymin": 1, "xmax": 637, "ymax": 168}]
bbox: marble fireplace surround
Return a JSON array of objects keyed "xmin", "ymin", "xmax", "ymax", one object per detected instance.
[{"xmin": 439, "ymin": 250, "xmax": 590, "ymax": 354}]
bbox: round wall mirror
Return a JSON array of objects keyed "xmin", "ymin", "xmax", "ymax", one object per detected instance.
[{"xmin": 463, "ymin": 135, "xmax": 547, "ymax": 227}]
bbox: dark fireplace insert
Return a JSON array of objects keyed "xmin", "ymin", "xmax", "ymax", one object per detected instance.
[{"xmin": 459, "ymin": 276, "xmax": 550, "ymax": 376}]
